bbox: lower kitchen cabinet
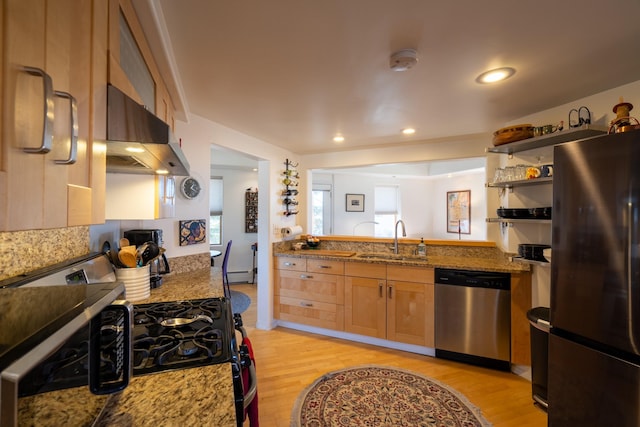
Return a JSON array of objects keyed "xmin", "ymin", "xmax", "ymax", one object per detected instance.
[
  {"xmin": 345, "ymin": 262, "xmax": 434, "ymax": 347},
  {"xmin": 510, "ymin": 272, "xmax": 532, "ymax": 365},
  {"xmin": 274, "ymin": 257, "xmax": 345, "ymax": 330}
]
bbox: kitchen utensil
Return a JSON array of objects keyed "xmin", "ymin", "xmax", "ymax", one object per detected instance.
[
  {"xmin": 529, "ymin": 207, "xmax": 552, "ymax": 219},
  {"xmin": 526, "ymin": 167, "xmax": 541, "ymax": 179},
  {"xmin": 518, "ymin": 244, "xmax": 551, "ymax": 261},
  {"xmin": 119, "ymin": 237, "xmax": 130, "ymax": 249},
  {"xmin": 539, "ymin": 164, "xmax": 553, "ymax": 177},
  {"xmin": 118, "ymin": 245, "xmax": 138, "ymax": 268},
  {"xmin": 609, "ymin": 116, "xmax": 640, "ymax": 134},
  {"xmin": 492, "ymin": 124, "xmax": 534, "ymax": 146},
  {"xmin": 108, "ymin": 248, "xmax": 123, "ymax": 268},
  {"xmin": 140, "ymin": 241, "xmax": 160, "ymax": 265}
]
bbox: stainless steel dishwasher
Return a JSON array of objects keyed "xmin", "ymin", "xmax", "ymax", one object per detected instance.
[{"xmin": 434, "ymin": 268, "xmax": 511, "ymax": 371}]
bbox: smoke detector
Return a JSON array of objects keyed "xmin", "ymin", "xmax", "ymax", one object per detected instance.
[{"xmin": 390, "ymin": 49, "xmax": 418, "ymax": 72}]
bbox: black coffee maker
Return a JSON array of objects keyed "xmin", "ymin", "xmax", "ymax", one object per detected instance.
[{"xmin": 123, "ymin": 229, "xmax": 170, "ymax": 288}]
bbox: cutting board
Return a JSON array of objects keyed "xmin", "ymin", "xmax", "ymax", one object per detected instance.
[{"xmin": 300, "ymin": 249, "xmax": 356, "ymax": 257}]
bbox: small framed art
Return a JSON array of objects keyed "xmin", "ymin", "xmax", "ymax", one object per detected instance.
[{"xmin": 345, "ymin": 194, "xmax": 365, "ymax": 212}]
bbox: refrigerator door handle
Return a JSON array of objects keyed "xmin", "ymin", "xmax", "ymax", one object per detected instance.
[{"xmin": 627, "ymin": 201, "xmax": 640, "ymax": 353}]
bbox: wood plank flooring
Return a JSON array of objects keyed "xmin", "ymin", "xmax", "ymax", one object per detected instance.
[{"xmin": 231, "ymin": 283, "xmax": 547, "ymax": 427}]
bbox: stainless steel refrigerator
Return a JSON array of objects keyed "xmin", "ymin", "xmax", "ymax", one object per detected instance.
[{"xmin": 549, "ymin": 131, "xmax": 640, "ymax": 426}]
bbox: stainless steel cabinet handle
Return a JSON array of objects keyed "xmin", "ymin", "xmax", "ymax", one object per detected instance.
[
  {"xmin": 300, "ymin": 302, "xmax": 313, "ymax": 307},
  {"xmin": 53, "ymin": 91, "xmax": 78, "ymax": 164},
  {"xmin": 300, "ymin": 274, "xmax": 313, "ymax": 279},
  {"xmin": 21, "ymin": 66, "xmax": 54, "ymax": 154},
  {"xmin": 318, "ymin": 265, "xmax": 331, "ymax": 269},
  {"xmin": 283, "ymin": 262, "xmax": 296, "ymax": 266}
]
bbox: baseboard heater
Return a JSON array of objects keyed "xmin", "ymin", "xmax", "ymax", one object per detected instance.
[{"xmin": 228, "ymin": 270, "xmax": 251, "ymax": 284}]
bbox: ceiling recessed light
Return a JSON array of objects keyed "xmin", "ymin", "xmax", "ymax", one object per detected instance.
[
  {"xmin": 402, "ymin": 128, "xmax": 416, "ymax": 135},
  {"xmin": 333, "ymin": 135, "xmax": 345, "ymax": 143},
  {"xmin": 475, "ymin": 67, "xmax": 516, "ymax": 84}
]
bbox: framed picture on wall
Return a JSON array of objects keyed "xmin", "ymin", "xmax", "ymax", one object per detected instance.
[
  {"xmin": 179, "ymin": 219, "xmax": 207, "ymax": 245},
  {"xmin": 345, "ymin": 194, "xmax": 365, "ymax": 212},
  {"xmin": 447, "ymin": 190, "xmax": 470, "ymax": 234}
]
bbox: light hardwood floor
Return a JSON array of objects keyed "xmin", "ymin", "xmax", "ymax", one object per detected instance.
[{"xmin": 231, "ymin": 283, "xmax": 547, "ymax": 427}]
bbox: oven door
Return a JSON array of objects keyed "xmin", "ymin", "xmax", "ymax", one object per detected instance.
[{"xmin": 0, "ymin": 301, "xmax": 132, "ymax": 427}]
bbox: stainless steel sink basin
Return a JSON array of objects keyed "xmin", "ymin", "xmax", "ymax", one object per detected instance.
[{"xmin": 356, "ymin": 253, "xmax": 427, "ymax": 262}]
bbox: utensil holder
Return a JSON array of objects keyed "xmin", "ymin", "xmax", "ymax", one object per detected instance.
[{"xmin": 115, "ymin": 265, "xmax": 150, "ymax": 302}]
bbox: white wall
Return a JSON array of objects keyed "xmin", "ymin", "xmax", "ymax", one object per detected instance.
[
  {"xmin": 318, "ymin": 168, "xmax": 486, "ymax": 240},
  {"xmin": 210, "ymin": 168, "xmax": 259, "ymax": 283}
]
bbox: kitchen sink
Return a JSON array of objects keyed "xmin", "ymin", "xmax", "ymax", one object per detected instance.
[{"xmin": 356, "ymin": 253, "xmax": 427, "ymax": 262}]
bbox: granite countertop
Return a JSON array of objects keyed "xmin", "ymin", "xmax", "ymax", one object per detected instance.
[
  {"xmin": 274, "ymin": 249, "xmax": 530, "ymax": 273},
  {"xmin": 97, "ymin": 268, "xmax": 237, "ymax": 427}
]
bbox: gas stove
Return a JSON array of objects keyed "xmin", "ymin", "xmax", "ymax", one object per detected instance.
[{"xmin": 132, "ymin": 298, "xmax": 237, "ymax": 375}]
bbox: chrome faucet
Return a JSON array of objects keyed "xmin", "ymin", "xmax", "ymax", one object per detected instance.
[{"xmin": 394, "ymin": 220, "xmax": 406, "ymax": 254}]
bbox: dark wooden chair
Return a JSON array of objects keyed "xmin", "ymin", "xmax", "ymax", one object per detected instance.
[{"xmin": 222, "ymin": 240, "xmax": 232, "ymax": 299}]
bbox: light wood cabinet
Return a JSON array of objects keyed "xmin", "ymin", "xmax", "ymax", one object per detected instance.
[
  {"xmin": 107, "ymin": 0, "xmax": 175, "ymax": 128},
  {"xmin": 0, "ymin": 0, "xmax": 106, "ymax": 231},
  {"xmin": 510, "ymin": 272, "xmax": 532, "ymax": 365},
  {"xmin": 345, "ymin": 262, "xmax": 434, "ymax": 347},
  {"xmin": 274, "ymin": 257, "xmax": 345, "ymax": 330}
]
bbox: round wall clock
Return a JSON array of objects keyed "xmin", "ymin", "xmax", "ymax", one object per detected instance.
[{"xmin": 180, "ymin": 176, "xmax": 201, "ymax": 199}]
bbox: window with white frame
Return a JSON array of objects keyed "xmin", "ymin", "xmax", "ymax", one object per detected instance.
[
  {"xmin": 209, "ymin": 177, "xmax": 223, "ymax": 245},
  {"xmin": 374, "ymin": 185, "xmax": 399, "ymax": 237}
]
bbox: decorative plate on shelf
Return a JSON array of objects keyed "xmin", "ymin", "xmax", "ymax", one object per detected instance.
[{"xmin": 492, "ymin": 124, "xmax": 534, "ymax": 146}]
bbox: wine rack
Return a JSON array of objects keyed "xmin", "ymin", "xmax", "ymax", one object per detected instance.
[
  {"xmin": 245, "ymin": 189, "xmax": 258, "ymax": 233},
  {"xmin": 282, "ymin": 159, "xmax": 299, "ymax": 216}
]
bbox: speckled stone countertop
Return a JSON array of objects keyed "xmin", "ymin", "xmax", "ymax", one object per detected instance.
[
  {"xmin": 97, "ymin": 268, "xmax": 237, "ymax": 427},
  {"xmin": 274, "ymin": 237, "xmax": 530, "ymax": 273}
]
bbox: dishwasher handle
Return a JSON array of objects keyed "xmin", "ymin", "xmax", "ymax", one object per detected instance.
[{"xmin": 434, "ymin": 268, "xmax": 510, "ymax": 290}]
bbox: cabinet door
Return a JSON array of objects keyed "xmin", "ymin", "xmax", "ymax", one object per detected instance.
[
  {"xmin": 1, "ymin": 0, "xmax": 47, "ymax": 230},
  {"xmin": 1, "ymin": 0, "xmax": 101, "ymax": 230},
  {"xmin": 46, "ymin": 0, "xmax": 93, "ymax": 227},
  {"xmin": 344, "ymin": 276, "xmax": 386, "ymax": 338},
  {"xmin": 387, "ymin": 280, "xmax": 433, "ymax": 346}
]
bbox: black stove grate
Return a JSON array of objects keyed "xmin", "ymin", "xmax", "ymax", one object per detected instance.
[{"xmin": 132, "ymin": 297, "xmax": 235, "ymax": 375}]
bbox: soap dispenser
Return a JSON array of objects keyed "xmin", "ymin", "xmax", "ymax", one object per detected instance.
[{"xmin": 417, "ymin": 238, "xmax": 426, "ymax": 256}]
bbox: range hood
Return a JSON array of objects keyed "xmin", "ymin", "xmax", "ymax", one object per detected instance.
[{"xmin": 106, "ymin": 85, "xmax": 190, "ymax": 176}]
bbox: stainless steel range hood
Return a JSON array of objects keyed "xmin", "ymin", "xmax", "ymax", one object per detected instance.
[{"xmin": 106, "ymin": 85, "xmax": 190, "ymax": 176}]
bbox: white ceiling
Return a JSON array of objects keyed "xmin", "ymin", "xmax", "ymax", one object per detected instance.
[{"xmin": 135, "ymin": 0, "xmax": 640, "ymax": 156}]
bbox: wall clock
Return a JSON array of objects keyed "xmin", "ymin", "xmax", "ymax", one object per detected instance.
[{"xmin": 180, "ymin": 176, "xmax": 201, "ymax": 199}]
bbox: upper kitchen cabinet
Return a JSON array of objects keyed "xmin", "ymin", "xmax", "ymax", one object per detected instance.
[
  {"xmin": 107, "ymin": 0, "xmax": 175, "ymax": 129},
  {"xmin": 0, "ymin": 0, "xmax": 108, "ymax": 231}
]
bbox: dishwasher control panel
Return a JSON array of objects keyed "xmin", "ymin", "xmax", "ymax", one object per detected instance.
[{"xmin": 434, "ymin": 268, "xmax": 510, "ymax": 290}]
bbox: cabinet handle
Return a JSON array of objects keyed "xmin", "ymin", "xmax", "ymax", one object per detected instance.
[
  {"xmin": 318, "ymin": 265, "xmax": 331, "ymax": 269},
  {"xmin": 300, "ymin": 302, "xmax": 313, "ymax": 307},
  {"xmin": 300, "ymin": 274, "xmax": 313, "ymax": 279},
  {"xmin": 21, "ymin": 66, "xmax": 54, "ymax": 154},
  {"xmin": 388, "ymin": 284, "xmax": 393, "ymax": 299},
  {"xmin": 379, "ymin": 282, "xmax": 383, "ymax": 298},
  {"xmin": 283, "ymin": 262, "xmax": 296, "ymax": 266},
  {"xmin": 53, "ymin": 91, "xmax": 78, "ymax": 164}
]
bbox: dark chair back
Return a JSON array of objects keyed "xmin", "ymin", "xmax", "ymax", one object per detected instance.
[{"xmin": 222, "ymin": 240, "xmax": 232, "ymax": 298}]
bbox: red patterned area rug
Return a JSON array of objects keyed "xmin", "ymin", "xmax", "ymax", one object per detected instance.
[{"xmin": 290, "ymin": 365, "xmax": 492, "ymax": 427}]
